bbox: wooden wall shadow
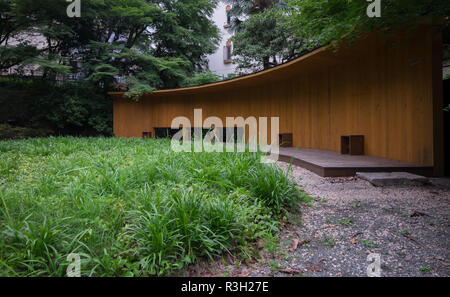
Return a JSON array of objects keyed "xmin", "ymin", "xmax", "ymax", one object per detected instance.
[{"xmin": 444, "ymin": 79, "xmax": 450, "ymax": 176}]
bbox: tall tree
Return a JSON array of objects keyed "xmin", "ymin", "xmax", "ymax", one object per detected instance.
[
  {"xmin": 0, "ymin": 0, "xmax": 220, "ymax": 96},
  {"xmin": 0, "ymin": 0, "xmax": 40, "ymax": 70},
  {"xmin": 224, "ymin": 0, "xmax": 280, "ymax": 31},
  {"xmin": 232, "ymin": 8, "xmax": 303, "ymax": 72},
  {"xmin": 223, "ymin": 1, "xmax": 303, "ymax": 72},
  {"xmin": 151, "ymin": 0, "xmax": 220, "ymax": 72}
]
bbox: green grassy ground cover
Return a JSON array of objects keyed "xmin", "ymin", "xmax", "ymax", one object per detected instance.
[{"xmin": 0, "ymin": 137, "xmax": 310, "ymax": 276}]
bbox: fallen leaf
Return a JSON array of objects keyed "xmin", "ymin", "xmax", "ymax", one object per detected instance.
[
  {"xmin": 289, "ymin": 238, "xmax": 299, "ymax": 252},
  {"xmin": 308, "ymin": 266, "xmax": 322, "ymax": 272},
  {"xmin": 351, "ymin": 238, "xmax": 357, "ymax": 245},
  {"xmin": 257, "ymin": 240, "xmax": 264, "ymax": 250},
  {"xmin": 298, "ymin": 239, "xmax": 312, "ymax": 246}
]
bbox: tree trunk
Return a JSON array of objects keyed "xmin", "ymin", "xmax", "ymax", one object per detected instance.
[{"xmin": 263, "ymin": 57, "xmax": 270, "ymax": 70}]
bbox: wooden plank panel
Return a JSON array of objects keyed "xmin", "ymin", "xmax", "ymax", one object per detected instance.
[{"xmin": 112, "ymin": 24, "xmax": 438, "ymax": 171}]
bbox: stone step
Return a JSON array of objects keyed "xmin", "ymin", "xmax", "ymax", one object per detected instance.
[{"xmin": 356, "ymin": 172, "xmax": 429, "ymax": 187}]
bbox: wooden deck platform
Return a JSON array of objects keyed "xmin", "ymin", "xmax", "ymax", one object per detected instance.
[{"xmin": 278, "ymin": 148, "xmax": 434, "ymax": 177}]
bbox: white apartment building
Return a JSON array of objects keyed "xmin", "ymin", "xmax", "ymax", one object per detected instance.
[{"xmin": 206, "ymin": 1, "xmax": 237, "ymax": 78}]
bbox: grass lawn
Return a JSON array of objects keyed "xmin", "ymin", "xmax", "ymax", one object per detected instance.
[{"xmin": 0, "ymin": 137, "xmax": 311, "ymax": 276}]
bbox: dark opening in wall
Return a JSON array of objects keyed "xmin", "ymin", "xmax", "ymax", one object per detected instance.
[
  {"xmin": 142, "ymin": 131, "xmax": 152, "ymax": 138},
  {"xmin": 154, "ymin": 128, "xmax": 181, "ymax": 139},
  {"xmin": 154, "ymin": 127, "xmax": 243, "ymax": 143}
]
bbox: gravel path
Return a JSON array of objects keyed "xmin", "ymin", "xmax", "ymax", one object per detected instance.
[
  {"xmin": 187, "ymin": 164, "xmax": 450, "ymax": 277},
  {"xmin": 196, "ymin": 163, "xmax": 449, "ymax": 277},
  {"xmin": 243, "ymin": 163, "xmax": 450, "ymax": 277}
]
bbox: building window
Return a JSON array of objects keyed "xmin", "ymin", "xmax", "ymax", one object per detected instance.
[
  {"xmin": 224, "ymin": 40, "xmax": 232, "ymax": 64},
  {"xmin": 224, "ymin": 5, "xmax": 231, "ymax": 28}
]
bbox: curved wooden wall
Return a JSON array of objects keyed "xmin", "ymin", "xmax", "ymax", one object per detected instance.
[{"xmin": 111, "ymin": 24, "xmax": 443, "ymax": 175}]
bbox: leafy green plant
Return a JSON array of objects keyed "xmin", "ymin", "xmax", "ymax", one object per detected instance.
[
  {"xmin": 338, "ymin": 218, "xmax": 354, "ymax": 226},
  {"xmin": 400, "ymin": 230, "xmax": 411, "ymax": 236},
  {"xmin": 231, "ymin": 7, "xmax": 304, "ymax": 72},
  {"xmin": 0, "ymin": 137, "xmax": 311, "ymax": 276},
  {"xmin": 443, "ymin": 72, "xmax": 450, "ymax": 81},
  {"xmin": 360, "ymin": 239, "xmax": 378, "ymax": 249},
  {"xmin": 320, "ymin": 237, "xmax": 336, "ymax": 248},
  {"xmin": 185, "ymin": 72, "xmax": 222, "ymax": 86},
  {"xmin": 352, "ymin": 200, "xmax": 361, "ymax": 208},
  {"xmin": 0, "ymin": 0, "xmax": 221, "ymax": 97},
  {"xmin": 0, "ymin": 124, "xmax": 53, "ymax": 140},
  {"xmin": 286, "ymin": 0, "xmax": 450, "ymax": 51},
  {"xmin": 0, "ymin": 79, "xmax": 112, "ymax": 136}
]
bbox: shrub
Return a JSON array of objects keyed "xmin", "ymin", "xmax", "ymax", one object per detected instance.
[
  {"xmin": 0, "ymin": 124, "xmax": 53, "ymax": 140},
  {"xmin": 185, "ymin": 72, "xmax": 222, "ymax": 86},
  {"xmin": 0, "ymin": 77, "xmax": 112, "ymax": 136}
]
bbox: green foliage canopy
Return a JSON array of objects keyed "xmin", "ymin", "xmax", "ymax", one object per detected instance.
[
  {"xmin": 224, "ymin": 0, "xmax": 281, "ymax": 31},
  {"xmin": 228, "ymin": 0, "xmax": 450, "ymax": 72},
  {"xmin": 231, "ymin": 8, "xmax": 304, "ymax": 72},
  {"xmin": 0, "ymin": 0, "xmax": 221, "ymax": 97},
  {"xmin": 185, "ymin": 72, "xmax": 221, "ymax": 86},
  {"xmin": 222, "ymin": 1, "xmax": 303, "ymax": 72},
  {"xmin": 285, "ymin": 0, "xmax": 450, "ymax": 50}
]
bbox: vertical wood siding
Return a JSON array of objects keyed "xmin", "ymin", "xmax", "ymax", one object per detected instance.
[{"xmin": 112, "ymin": 25, "xmax": 443, "ymax": 175}]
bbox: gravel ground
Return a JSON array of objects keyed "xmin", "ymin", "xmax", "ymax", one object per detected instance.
[
  {"xmin": 248, "ymin": 163, "xmax": 450, "ymax": 277},
  {"xmin": 195, "ymin": 163, "xmax": 450, "ymax": 277}
]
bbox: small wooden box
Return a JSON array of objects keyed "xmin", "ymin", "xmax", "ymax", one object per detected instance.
[
  {"xmin": 279, "ymin": 133, "xmax": 293, "ymax": 147},
  {"xmin": 142, "ymin": 132, "xmax": 152, "ymax": 139},
  {"xmin": 341, "ymin": 135, "xmax": 364, "ymax": 155}
]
